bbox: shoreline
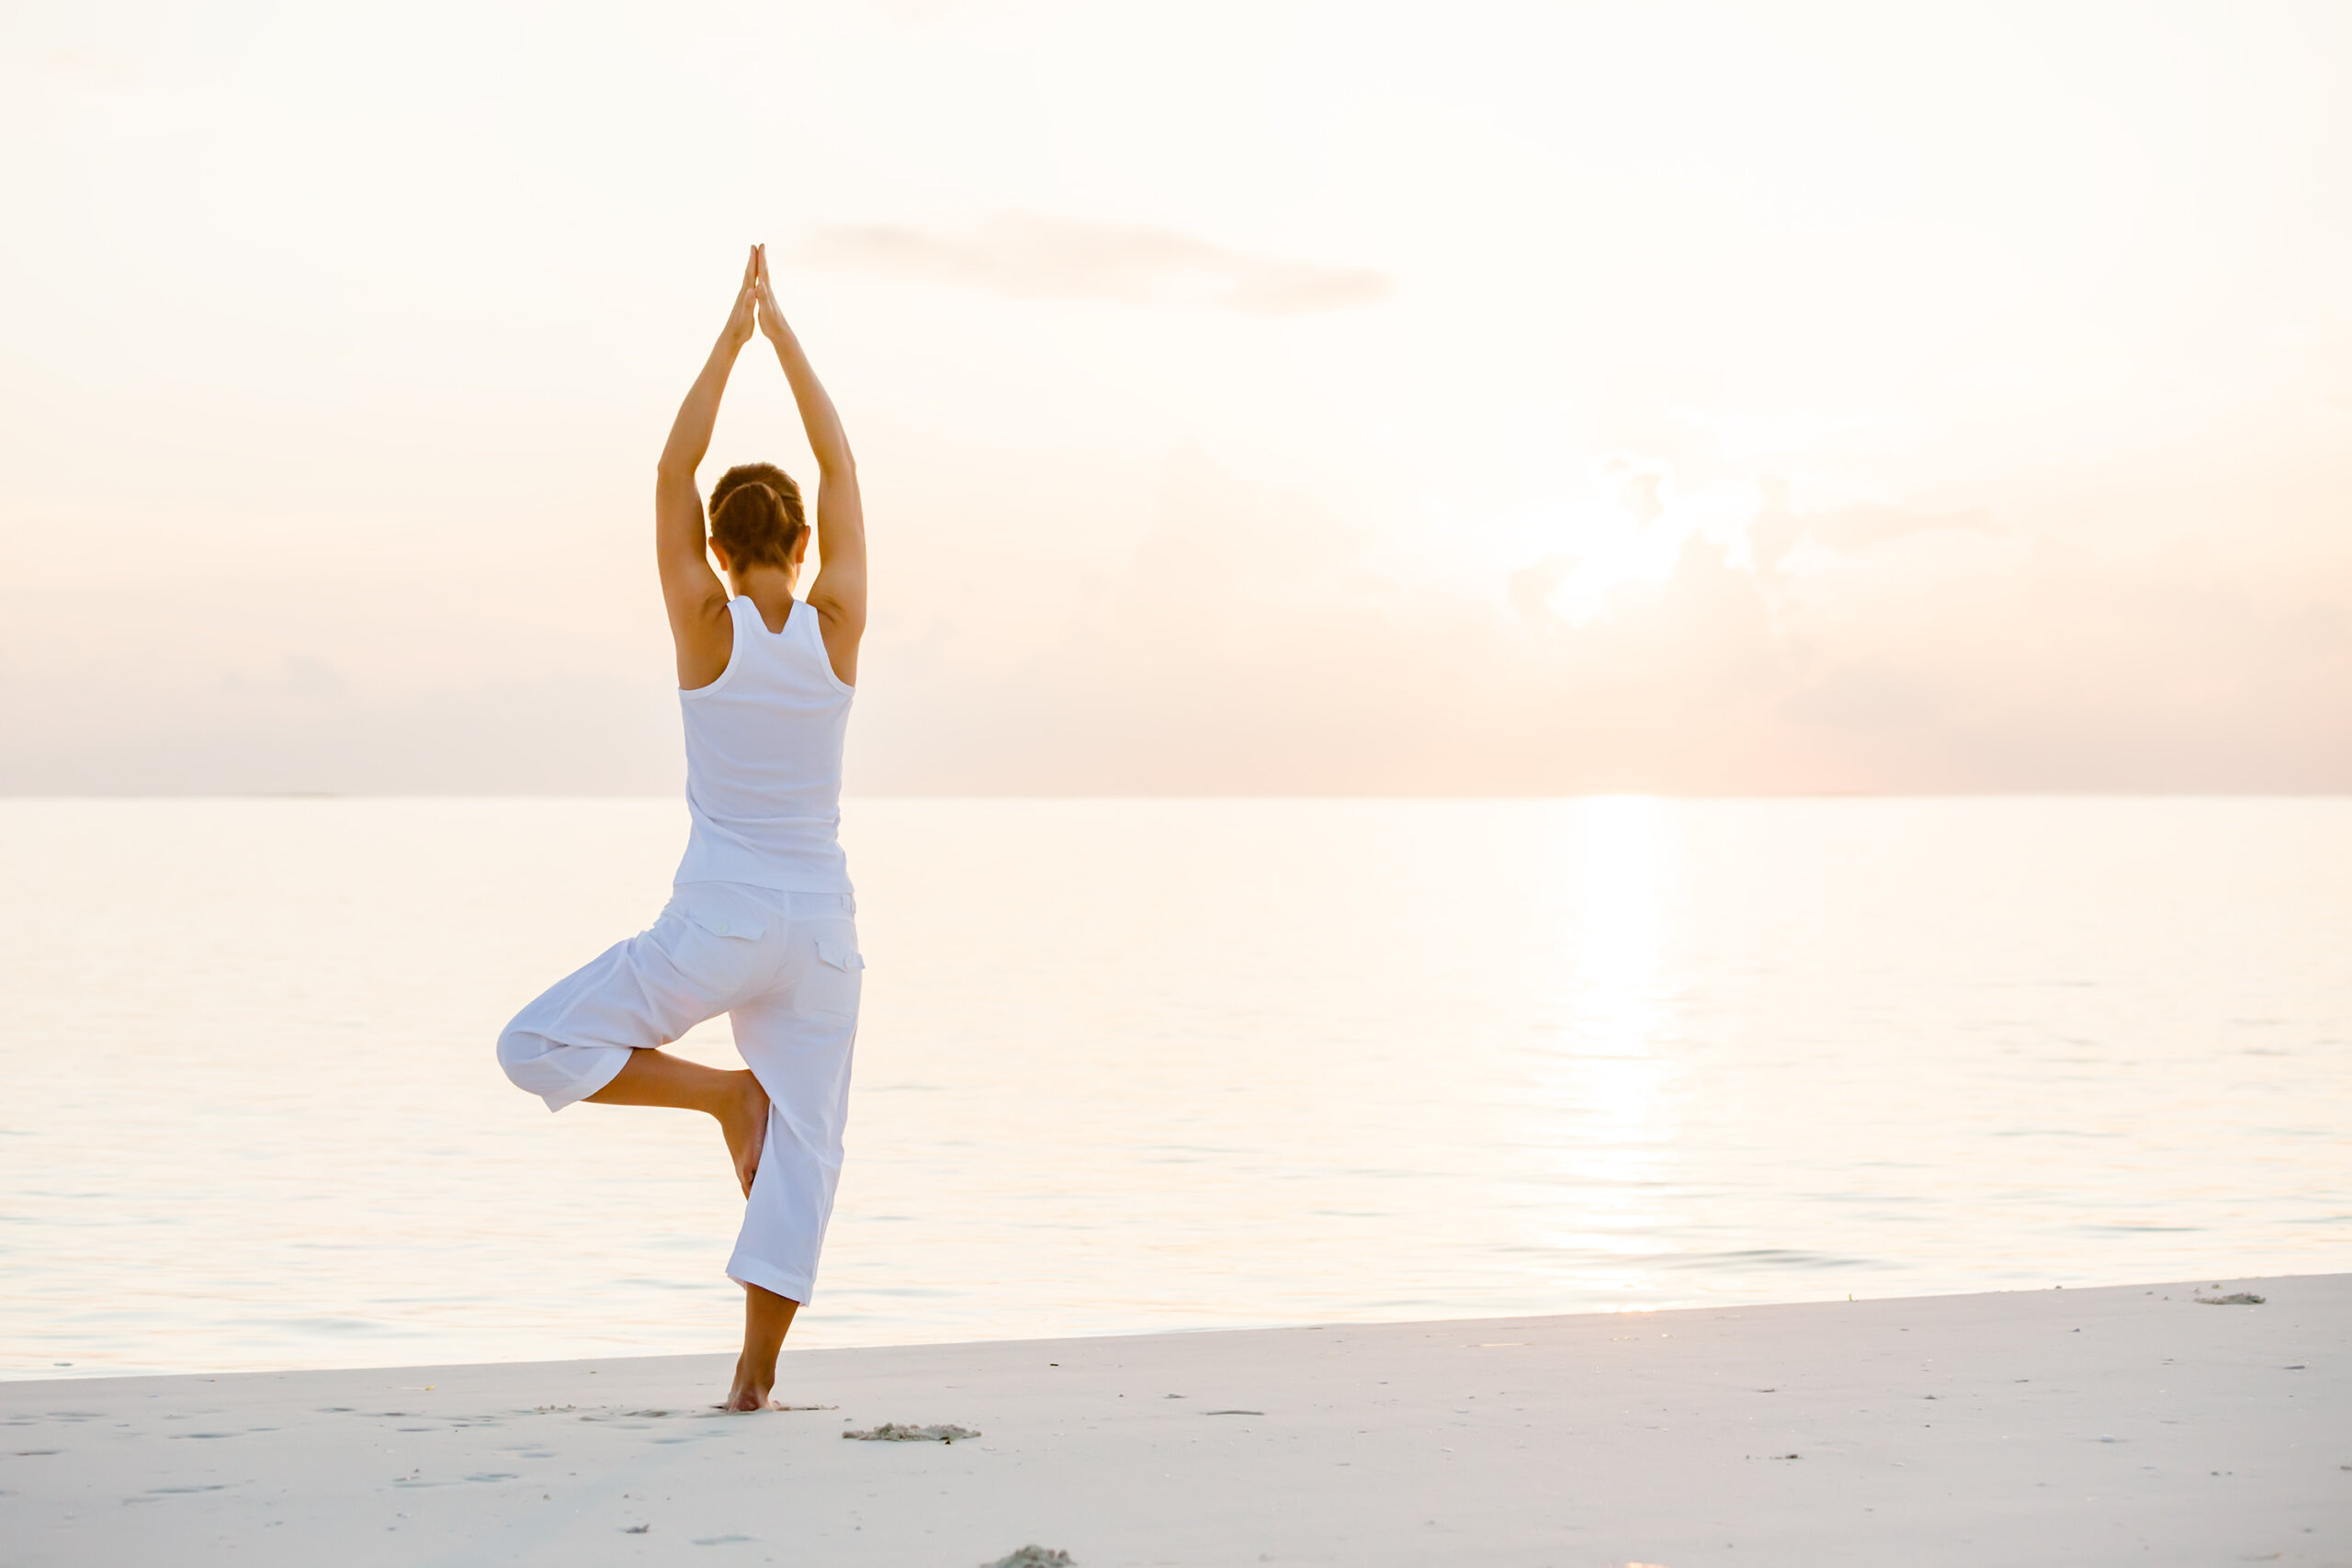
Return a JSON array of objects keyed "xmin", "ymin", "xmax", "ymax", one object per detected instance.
[
  {"xmin": 5, "ymin": 1269, "xmax": 2333, "ymax": 1392},
  {"xmin": 7, "ymin": 1269, "xmax": 2327, "ymax": 1388},
  {"xmin": 0, "ymin": 1280, "xmax": 2257, "ymax": 1389},
  {"xmin": 5, "ymin": 1273, "xmax": 2344, "ymax": 1565}
]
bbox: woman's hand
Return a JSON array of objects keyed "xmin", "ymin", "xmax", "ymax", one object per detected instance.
[
  {"xmin": 753, "ymin": 243, "xmax": 791, "ymax": 342},
  {"xmin": 721, "ymin": 244, "xmax": 760, "ymax": 350}
]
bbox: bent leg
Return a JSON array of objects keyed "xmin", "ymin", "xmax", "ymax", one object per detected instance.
[
  {"xmin": 495, "ymin": 1021, "xmax": 629, "ymax": 1112},
  {"xmin": 495, "ymin": 933, "xmax": 676, "ymax": 1112},
  {"xmin": 496, "ymin": 897, "xmax": 777, "ymax": 1190},
  {"xmin": 496, "ymin": 892, "xmax": 769, "ymax": 1109}
]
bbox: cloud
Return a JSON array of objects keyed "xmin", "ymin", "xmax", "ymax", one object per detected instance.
[
  {"xmin": 1781, "ymin": 664, "xmax": 1953, "ymax": 731},
  {"xmin": 801, "ymin": 214, "xmax": 1394, "ymax": 314},
  {"xmin": 1748, "ymin": 477, "xmax": 1996, "ymax": 569},
  {"xmin": 830, "ymin": 456, "xmax": 2352, "ymax": 796}
]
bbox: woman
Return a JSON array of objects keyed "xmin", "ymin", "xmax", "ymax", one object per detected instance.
[{"xmin": 496, "ymin": 246, "xmax": 867, "ymax": 1412}]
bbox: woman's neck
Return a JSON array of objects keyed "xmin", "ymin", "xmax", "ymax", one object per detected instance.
[{"xmin": 728, "ymin": 565, "xmax": 800, "ymax": 632}]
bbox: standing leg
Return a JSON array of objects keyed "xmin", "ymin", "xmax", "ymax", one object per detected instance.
[
  {"xmin": 718, "ymin": 916, "xmax": 863, "ymax": 1407},
  {"xmin": 728, "ymin": 1286, "xmax": 800, "ymax": 1411},
  {"xmin": 586, "ymin": 1048, "xmax": 771, "ymax": 1197}
]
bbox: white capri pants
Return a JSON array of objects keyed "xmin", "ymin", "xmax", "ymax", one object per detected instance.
[{"xmin": 496, "ymin": 881, "xmax": 864, "ymax": 1304}]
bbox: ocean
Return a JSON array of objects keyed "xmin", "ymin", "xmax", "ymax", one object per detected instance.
[{"xmin": 2, "ymin": 795, "xmax": 2345, "ymax": 1378}]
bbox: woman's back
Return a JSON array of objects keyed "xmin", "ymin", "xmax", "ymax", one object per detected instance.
[{"xmin": 675, "ymin": 595, "xmax": 854, "ymax": 895}]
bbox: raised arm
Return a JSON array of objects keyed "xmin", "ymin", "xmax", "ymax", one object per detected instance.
[
  {"xmin": 753, "ymin": 246, "xmax": 865, "ymax": 686},
  {"xmin": 655, "ymin": 248, "xmax": 761, "ymax": 688}
]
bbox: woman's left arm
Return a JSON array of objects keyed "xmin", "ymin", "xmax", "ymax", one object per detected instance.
[{"xmin": 657, "ymin": 248, "xmax": 761, "ymax": 687}]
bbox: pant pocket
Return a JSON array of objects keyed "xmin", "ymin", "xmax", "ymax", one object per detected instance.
[
  {"xmin": 652, "ymin": 898, "xmax": 770, "ymax": 1001},
  {"xmin": 797, "ymin": 935, "xmax": 865, "ymax": 1021}
]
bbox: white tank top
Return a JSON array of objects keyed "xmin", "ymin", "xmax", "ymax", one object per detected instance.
[{"xmin": 673, "ymin": 595, "xmax": 854, "ymax": 894}]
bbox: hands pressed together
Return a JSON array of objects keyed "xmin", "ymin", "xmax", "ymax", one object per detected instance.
[{"xmin": 724, "ymin": 243, "xmax": 794, "ymax": 350}]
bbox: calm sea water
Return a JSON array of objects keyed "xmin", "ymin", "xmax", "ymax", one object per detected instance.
[{"xmin": 2, "ymin": 796, "xmax": 2346, "ymax": 1380}]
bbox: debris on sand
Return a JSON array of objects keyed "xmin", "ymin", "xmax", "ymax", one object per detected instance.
[
  {"xmin": 842, "ymin": 1422, "xmax": 981, "ymax": 1443},
  {"xmin": 981, "ymin": 1549, "xmax": 1073, "ymax": 1568},
  {"xmin": 2193, "ymin": 1292, "xmax": 2265, "ymax": 1305}
]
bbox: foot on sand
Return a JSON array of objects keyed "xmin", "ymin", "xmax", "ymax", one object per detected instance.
[
  {"xmin": 718, "ymin": 1072, "xmax": 769, "ymax": 1197},
  {"xmin": 720, "ymin": 1352, "xmax": 777, "ymax": 1413}
]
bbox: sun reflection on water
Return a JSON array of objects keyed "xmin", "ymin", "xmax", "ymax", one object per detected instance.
[{"xmin": 1531, "ymin": 796, "xmax": 1681, "ymax": 1293}]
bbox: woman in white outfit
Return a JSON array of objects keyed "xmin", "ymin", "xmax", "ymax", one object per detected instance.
[{"xmin": 496, "ymin": 246, "xmax": 867, "ymax": 1412}]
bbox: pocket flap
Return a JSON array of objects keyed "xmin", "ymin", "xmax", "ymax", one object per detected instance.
[
  {"xmin": 684, "ymin": 907, "xmax": 766, "ymax": 942},
  {"xmin": 816, "ymin": 940, "xmax": 866, "ymax": 972}
]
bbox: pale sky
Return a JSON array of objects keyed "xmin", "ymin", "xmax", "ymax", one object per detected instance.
[{"xmin": 3, "ymin": 0, "xmax": 2346, "ymax": 794}]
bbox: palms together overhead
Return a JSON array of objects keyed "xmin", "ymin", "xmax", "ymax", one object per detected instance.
[
  {"xmin": 720, "ymin": 246, "xmax": 759, "ymax": 349},
  {"xmin": 754, "ymin": 243, "xmax": 794, "ymax": 338},
  {"xmin": 721, "ymin": 243, "xmax": 800, "ymax": 351}
]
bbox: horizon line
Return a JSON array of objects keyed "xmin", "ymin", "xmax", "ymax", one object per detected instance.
[{"xmin": 5, "ymin": 790, "xmax": 2348, "ymax": 805}]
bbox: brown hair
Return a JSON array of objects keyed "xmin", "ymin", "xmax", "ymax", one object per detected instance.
[{"xmin": 707, "ymin": 462, "xmax": 807, "ymax": 570}]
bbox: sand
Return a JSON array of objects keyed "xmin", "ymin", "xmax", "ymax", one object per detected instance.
[{"xmin": 4, "ymin": 1274, "xmax": 2343, "ymax": 1566}]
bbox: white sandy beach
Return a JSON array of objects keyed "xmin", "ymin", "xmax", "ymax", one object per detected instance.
[{"xmin": 4, "ymin": 1274, "xmax": 2344, "ymax": 1566}]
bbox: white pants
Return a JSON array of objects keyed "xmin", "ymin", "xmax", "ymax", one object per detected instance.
[{"xmin": 496, "ymin": 882, "xmax": 864, "ymax": 1303}]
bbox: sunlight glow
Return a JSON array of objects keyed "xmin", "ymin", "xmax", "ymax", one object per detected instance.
[{"xmin": 1533, "ymin": 797, "xmax": 1681, "ymax": 1287}]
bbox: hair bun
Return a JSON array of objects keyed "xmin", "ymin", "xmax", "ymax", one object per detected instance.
[{"xmin": 709, "ymin": 470, "xmax": 807, "ymax": 570}]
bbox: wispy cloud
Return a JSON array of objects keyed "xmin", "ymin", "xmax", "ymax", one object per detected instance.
[
  {"xmin": 1749, "ymin": 479, "xmax": 1996, "ymax": 569},
  {"xmin": 802, "ymin": 214, "xmax": 1394, "ymax": 315}
]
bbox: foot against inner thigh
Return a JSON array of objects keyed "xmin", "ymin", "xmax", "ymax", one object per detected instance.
[{"xmin": 718, "ymin": 1072, "xmax": 770, "ymax": 1198}]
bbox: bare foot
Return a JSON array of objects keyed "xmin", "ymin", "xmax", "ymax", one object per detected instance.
[
  {"xmin": 721, "ymin": 1353, "xmax": 776, "ymax": 1413},
  {"xmin": 726, "ymin": 1282, "xmax": 797, "ymax": 1412},
  {"xmin": 717, "ymin": 1070, "xmax": 769, "ymax": 1197}
]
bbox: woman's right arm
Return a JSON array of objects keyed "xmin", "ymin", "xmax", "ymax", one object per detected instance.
[
  {"xmin": 753, "ymin": 246, "xmax": 865, "ymax": 687},
  {"xmin": 656, "ymin": 248, "xmax": 760, "ymax": 688}
]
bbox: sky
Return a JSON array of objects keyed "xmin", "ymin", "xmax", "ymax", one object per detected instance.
[{"xmin": 2, "ymin": 0, "xmax": 2346, "ymax": 795}]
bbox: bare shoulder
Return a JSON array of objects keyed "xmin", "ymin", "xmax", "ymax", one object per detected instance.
[
  {"xmin": 671, "ymin": 582, "xmax": 736, "ymax": 690},
  {"xmin": 810, "ymin": 592, "xmax": 862, "ymax": 689}
]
